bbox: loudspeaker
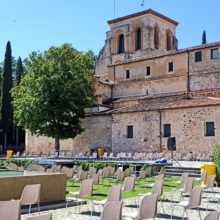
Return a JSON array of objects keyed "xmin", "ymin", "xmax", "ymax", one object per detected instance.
[{"xmin": 167, "ymin": 137, "xmax": 176, "ymax": 151}]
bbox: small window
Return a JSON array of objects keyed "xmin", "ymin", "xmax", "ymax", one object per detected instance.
[
  {"xmin": 195, "ymin": 51, "xmax": 202, "ymax": 62},
  {"xmin": 127, "ymin": 126, "xmax": 133, "ymax": 138},
  {"xmin": 163, "ymin": 124, "xmax": 171, "ymax": 137},
  {"xmin": 136, "ymin": 28, "xmax": 142, "ymax": 50},
  {"xmin": 211, "ymin": 48, "xmax": 219, "ymax": 59},
  {"xmin": 118, "ymin": 34, "xmax": 125, "ymax": 54},
  {"xmin": 146, "ymin": 66, "xmax": 151, "ymax": 76},
  {"xmin": 168, "ymin": 62, "xmax": 174, "ymax": 72},
  {"xmin": 205, "ymin": 122, "xmax": 215, "ymax": 136},
  {"xmin": 125, "ymin": 69, "xmax": 130, "ymax": 79}
]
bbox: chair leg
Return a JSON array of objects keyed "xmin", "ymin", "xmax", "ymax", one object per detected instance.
[
  {"xmin": 160, "ymin": 199, "xmax": 165, "ymax": 214},
  {"xmin": 38, "ymin": 203, "xmax": 40, "ymax": 215},
  {"xmin": 29, "ymin": 204, "xmax": 31, "ymax": 214},
  {"xmin": 185, "ymin": 209, "xmax": 189, "ymax": 219},
  {"xmin": 197, "ymin": 208, "xmax": 202, "ymax": 220},
  {"xmin": 91, "ymin": 199, "xmax": 94, "ymax": 216},
  {"xmin": 182, "ymin": 208, "xmax": 185, "ymax": 220}
]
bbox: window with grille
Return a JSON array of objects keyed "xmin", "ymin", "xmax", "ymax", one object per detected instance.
[
  {"xmin": 168, "ymin": 62, "xmax": 174, "ymax": 72},
  {"xmin": 163, "ymin": 124, "xmax": 171, "ymax": 137},
  {"xmin": 146, "ymin": 66, "xmax": 151, "ymax": 76},
  {"xmin": 127, "ymin": 126, "xmax": 133, "ymax": 138},
  {"xmin": 125, "ymin": 69, "xmax": 130, "ymax": 79},
  {"xmin": 211, "ymin": 48, "xmax": 219, "ymax": 59},
  {"xmin": 195, "ymin": 51, "xmax": 202, "ymax": 62},
  {"xmin": 205, "ymin": 122, "xmax": 215, "ymax": 136}
]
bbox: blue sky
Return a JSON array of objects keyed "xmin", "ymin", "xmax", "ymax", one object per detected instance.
[{"xmin": 0, "ymin": 0, "xmax": 220, "ymax": 61}]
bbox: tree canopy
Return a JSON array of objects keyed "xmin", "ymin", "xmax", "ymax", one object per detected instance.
[{"xmin": 12, "ymin": 44, "xmax": 95, "ymax": 151}]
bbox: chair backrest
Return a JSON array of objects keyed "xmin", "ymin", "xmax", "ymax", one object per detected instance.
[
  {"xmin": 109, "ymin": 167, "xmax": 116, "ymax": 175},
  {"xmin": 102, "ymin": 168, "xmax": 110, "ymax": 178},
  {"xmin": 117, "ymin": 171, "xmax": 124, "ymax": 181},
  {"xmin": 97, "ymin": 169, "xmax": 103, "ymax": 176},
  {"xmin": 159, "ymin": 166, "xmax": 165, "ymax": 174},
  {"xmin": 124, "ymin": 168, "xmax": 131, "ymax": 177},
  {"xmin": 27, "ymin": 213, "xmax": 52, "ymax": 220},
  {"xmin": 123, "ymin": 176, "xmax": 135, "ymax": 192},
  {"xmin": 206, "ymin": 175, "xmax": 216, "ymax": 188},
  {"xmin": 152, "ymin": 180, "xmax": 163, "ymax": 197},
  {"xmin": 21, "ymin": 184, "xmax": 41, "ymax": 205},
  {"xmin": 145, "ymin": 167, "xmax": 152, "ymax": 176},
  {"xmin": 204, "ymin": 211, "xmax": 220, "ymax": 220},
  {"xmin": 115, "ymin": 168, "xmax": 122, "ymax": 176},
  {"xmin": 180, "ymin": 172, "xmax": 189, "ymax": 185},
  {"xmin": 79, "ymin": 179, "xmax": 93, "ymax": 197},
  {"xmin": 201, "ymin": 170, "xmax": 207, "ymax": 182},
  {"xmin": 156, "ymin": 173, "xmax": 164, "ymax": 181},
  {"xmin": 139, "ymin": 170, "xmax": 146, "ymax": 179},
  {"xmin": 100, "ymin": 201, "xmax": 123, "ymax": 220},
  {"xmin": 107, "ymin": 185, "xmax": 122, "ymax": 202},
  {"xmin": 0, "ymin": 200, "xmax": 20, "ymax": 220},
  {"xmin": 92, "ymin": 174, "xmax": 99, "ymax": 185},
  {"xmin": 187, "ymin": 186, "xmax": 203, "ymax": 208},
  {"xmin": 79, "ymin": 170, "xmax": 88, "ymax": 181},
  {"xmin": 137, "ymin": 194, "xmax": 158, "ymax": 219},
  {"xmin": 183, "ymin": 177, "xmax": 194, "ymax": 193},
  {"xmin": 129, "ymin": 166, "xmax": 134, "ymax": 174},
  {"xmin": 108, "ymin": 152, "xmax": 114, "ymax": 158}
]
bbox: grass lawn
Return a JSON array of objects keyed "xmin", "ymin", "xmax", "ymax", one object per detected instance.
[{"xmin": 66, "ymin": 176, "xmax": 192, "ymax": 201}]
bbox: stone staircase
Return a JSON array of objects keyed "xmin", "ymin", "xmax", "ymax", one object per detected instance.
[{"xmin": 165, "ymin": 165, "xmax": 201, "ymax": 177}]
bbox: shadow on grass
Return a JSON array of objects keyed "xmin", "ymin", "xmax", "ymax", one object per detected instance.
[
  {"xmin": 81, "ymin": 211, "xmax": 101, "ymax": 217},
  {"xmin": 157, "ymin": 213, "xmax": 187, "ymax": 219}
]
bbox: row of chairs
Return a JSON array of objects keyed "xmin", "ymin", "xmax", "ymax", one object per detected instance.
[
  {"xmin": 0, "ymin": 183, "xmax": 53, "ymax": 220},
  {"xmin": 67, "ymin": 171, "xmax": 219, "ymax": 220},
  {"xmin": 0, "ymin": 200, "xmax": 52, "ymax": 220},
  {"xmin": 12, "ymin": 149, "xmax": 213, "ymax": 163}
]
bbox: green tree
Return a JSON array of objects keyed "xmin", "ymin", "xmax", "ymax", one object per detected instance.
[
  {"xmin": 1, "ymin": 41, "xmax": 13, "ymax": 150},
  {"xmin": 12, "ymin": 44, "xmax": 95, "ymax": 152},
  {"xmin": 14, "ymin": 57, "xmax": 24, "ymax": 147},
  {"xmin": 15, "ymin": 57, "xmax": 23, "ymax": 86},
  {"xmin": 202, "ymin": 30, "xmax": 207, "ymax": 44}
]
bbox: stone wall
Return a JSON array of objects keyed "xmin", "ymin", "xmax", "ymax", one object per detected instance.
[
  {"xmin": 113, "ymin": 76, "xmax": 186, "ymax": 98},
  {"xmin": 112, "ymin": 111, "xmax": 161, "ymax": 153},
  {"xmin": 161, "ymin": 105, "xmax": 220, "ymax": 153},
  {"xmin": 26, "ymin": 115, "xmax": 112, "ymax": 153},
  {"xmin": 189, "ymin": 45, "xmax": 220, "ymax": 91}
]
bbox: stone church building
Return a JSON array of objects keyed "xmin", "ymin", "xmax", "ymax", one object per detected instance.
[{"xmin": 27, "ymin": 9, "xmax": 220, "ymax": 154}]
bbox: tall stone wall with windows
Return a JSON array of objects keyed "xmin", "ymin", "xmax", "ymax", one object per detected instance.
[
  {"xmin": 189, "ymin": 45, "xmax": 220, "ymax": 91},
  {"xmin": 161, "ymin": 105, "xmax": 220, "ymax": 153},
  {"xmin": 111, "ymin": 111, "xmax": 161, "ymax": 153}
]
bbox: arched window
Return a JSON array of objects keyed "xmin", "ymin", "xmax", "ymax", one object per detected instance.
[
  {"xmin": 154, "ymin": 24, "xmax": 159, "ymax": 49},
  {"xmin": 166, "ymin": 30, "xmax": 172, "ymax": 51},
  {"xmin": 136, "ymin": 28, "xmax": 142, "ymax": 50},
  {"xmin": 118, "ymin": 34, "xmax": 125, "ymax": 54}
]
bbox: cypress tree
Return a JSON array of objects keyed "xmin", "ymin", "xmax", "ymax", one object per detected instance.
[
  {"xmin": 15, "ymin": 57, "xmax": 24, "ymax": 147},
  {"xmin": 202, "ymin": 30, "xmax": 207, "ymax": 44},
  {"xmin": 1, "ymin": 41, "xmax": 13, "ymax": 151},
  {"xmin": 15, "ymin": 57, "xmax": 23, "ymax": 86}
]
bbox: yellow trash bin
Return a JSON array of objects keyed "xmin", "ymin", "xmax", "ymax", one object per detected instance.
[
  {"xmin": 98, "ymin": 148, "xmax": 104, "ymax": 157},
  {"xmin": 200, "ymin": 163, "xmax": 216, "ymax": 185},
  {"xmin": 6, "ymin": 150, "xmax": 13, "ymax": 159}
]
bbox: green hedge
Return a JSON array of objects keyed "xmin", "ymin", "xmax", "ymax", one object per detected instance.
[
  {"xmin": 213, "ymin": 144, "xmax": 220, "ymax": 185},
  {"xmin": 0, "ymin": 159, "xmax": 33, "ymax": 168}
]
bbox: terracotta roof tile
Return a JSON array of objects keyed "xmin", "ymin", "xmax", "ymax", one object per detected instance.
[
  {"xmin": 163, "ymin": 97, "xmax": 220, "ymax": 109},
  {"xmin": 113, "ymin": 97, "xmax": 220, "ymax": 113}
]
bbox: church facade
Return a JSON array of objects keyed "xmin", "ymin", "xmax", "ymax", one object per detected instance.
[{"xmin": 27, "ymin": 9, "xmax": 220, "ymax": 154}]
